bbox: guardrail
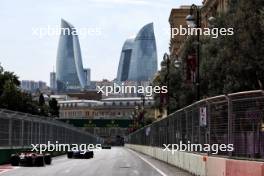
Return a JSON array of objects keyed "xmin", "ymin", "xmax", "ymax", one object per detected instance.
[
  {"xmin": 0, "ymin": 109, "xmax": 104, "ymax": 149},
  {"xmin": 127, "ymin": 90, "xmax": 264, "ymax": 159}
]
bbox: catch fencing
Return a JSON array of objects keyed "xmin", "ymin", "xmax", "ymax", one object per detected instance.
[
  {"xmin": 127, "ymin": 90, "xmax": 264, "ymax": 159},
  {"xmin": 0, "ymin": 109, "xmax": 103, "ymax": 148}
]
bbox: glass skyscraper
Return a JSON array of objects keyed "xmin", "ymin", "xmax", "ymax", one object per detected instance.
[
  {"xmin": 116, "ymin": 38, "xmax": 134, "ymax": 82},
  {"xmin": 116, "ymin": 23, "xmax": 157, "ymax": 82},
  {"xmin": 56, "ymin": 19, "xmax": 87, "ymax": 91}
]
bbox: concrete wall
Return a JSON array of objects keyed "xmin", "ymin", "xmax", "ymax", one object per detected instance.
[
  {"xmin": 206, "ymin": 156, "xmax": 226, "ymax": 176},
  {"xmin": 226, "ymin": 159, "xmax": 264, "ymax": 176},
  {"xmin": 125, "ymin": 144, "xmax": 264, "ymax": 176}
]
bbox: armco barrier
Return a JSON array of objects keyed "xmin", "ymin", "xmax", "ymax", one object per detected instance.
[{"xmin": 126, "ymin": 144, "xmax": 264, "ymax": 176}]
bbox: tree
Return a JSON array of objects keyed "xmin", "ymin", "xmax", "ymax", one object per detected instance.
[
  {"xmin": 39, "ymin": 93, "xmax": 45, "ymax": 106},
  {"xmin": 0, "ymin": 65, "xmax": 52, "ymax": 116},
  {"xmin": 153, "ymin": 0, "xmax": 264, "ymax": 113},
  {"xmin": 0, "ymin": 69, "xmax": 20, "ymax": 96},
  {"xmin": 0, "ymin": 81, "xmax": 22, "ymax": 111},
  {"xmin": 200, "ymin": 0, "xmax": 264, "ymax": 96},
  {"xmin": 152, "ymin": 57, "xmax": 195, "ymax": 114},
  {"xmin": 49, "ymin": 98, "xmax": 60, "ymax": 117}
]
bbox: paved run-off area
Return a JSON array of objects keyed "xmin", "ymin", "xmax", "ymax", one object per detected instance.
[{"xmin": 0, "ymin": 147, "xmax": 192, "ymax": 176}]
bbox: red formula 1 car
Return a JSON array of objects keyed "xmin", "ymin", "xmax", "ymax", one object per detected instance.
[{"xmin": 10, "ymin": 152, "xmax": 52, "ymax": 166}]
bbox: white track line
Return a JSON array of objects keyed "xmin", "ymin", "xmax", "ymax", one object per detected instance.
[
  {"xmin": 128, "ymin": 149, "xmax": 167, "ymax": 176},
  {"xmin": 0, "ymin": 167, "xmax": 19, "ymax": 175}
]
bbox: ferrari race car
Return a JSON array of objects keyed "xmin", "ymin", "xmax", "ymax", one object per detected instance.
[
  {"xmin": 10, "ymin": 152, "xmax": 52, "ymax": 166},
  {"xmin": 67, "ymin": 150, "xmax": 94, "ymax": 159}
]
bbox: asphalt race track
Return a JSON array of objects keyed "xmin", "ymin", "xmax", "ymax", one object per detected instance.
[{"xmin": 0, "ymin": 147, "xmax": 192, "ymax": 176}]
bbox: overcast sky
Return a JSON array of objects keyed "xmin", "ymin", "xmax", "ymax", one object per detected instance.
[{"xmin": 0, "ymin": 0, "xmax": 201, "ymax": 85}]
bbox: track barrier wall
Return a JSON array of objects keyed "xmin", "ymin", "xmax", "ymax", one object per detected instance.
[
  {"xmin": 126, "ymin": 90, "xmax": 264, "ymax": 176},
  {"xmin": 0, "ymin": 109, "xmax": 103, "ymax": 164},
  {"xmin": 126, "ymin": 144, "xmax": 264, "ymax": 176}
]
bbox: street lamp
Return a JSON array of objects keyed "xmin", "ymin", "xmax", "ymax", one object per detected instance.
[
  {"xmin": 140, "ymin": 94, "xmax": 145, "ymax": 126},
  {"xmin": 186, "ymin": 5, "xmax": 216, "ymax": 101},
  {"xmin": 208, "ymin": 16, "xmax": 216, "ymax": 28},
  {"xmin": 140, "ymin": 94, "xmax": 145, "ymax": 107},
  {"xmin": 132, "ymin": 106, "xmax": 139, "ymax": 132},
  {"xmin": 186, "ymin": 4, "xmax": 201, "ymax": 101},
  {"xmin": 174, "ymin": 59, "xmax": 181, "ymax": 68},
  {"xmin": 161, "ymin": 53, "xmax": 181, "ymax": 115},
  {"xmin": 186, "ymin": 14, "xmax": 196, "ymax": 28},
  {"xmin": 161, "ymin": 53, "xmax": 171, "ymax": 115}
]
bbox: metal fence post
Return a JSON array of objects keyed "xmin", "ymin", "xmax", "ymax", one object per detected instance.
[
  {"xmin": 185, "ymin": 109, "xmax": 188, "ymax": 144},
  {"xmin": 38, "ymin": 122, "xmax": 41, "ymax": 145},
  {"xmin": 8, "ymin": 118, "xmax": 12, "ymax": 148},
  {"xmin": 20, "ymin": 120, "xmax": 24, "ymax": 148},
  {"xmin": 226, "ymin": 94, "xmax": 233, "ymax": 157},
  {"xmin": 206, "ymin": 100, "xmax": 211, "ymax": 155}
]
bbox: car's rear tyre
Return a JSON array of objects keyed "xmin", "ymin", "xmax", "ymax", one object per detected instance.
[
  {"xmin": 35, "ymin": 156, "xmax": 45, "ymax": 166},
  {"xmin": 26, "ymin": 157, "xmax": 34, "ymax": 166},
  {"xmin": 84, "ymin": 151, "xmax": 93, "ymax": 159},
  {"xmin": 10, "ymin": 155, "xmax": 19, "ymax": 166},
  {"xmin": 44, "ymin": 155, "xmax": 52, "ymax": 165},
  {"xmin": 67, "ymin": 151, "xmax": 73, "ymax": 158}
]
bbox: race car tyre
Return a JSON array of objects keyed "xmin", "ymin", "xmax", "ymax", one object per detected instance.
[
  {"xmin": 35, "ymin": 156, "xmax": 45, "ymax": 166},
  {"xmin": 10, "ymin": 155, "xmax": 19, "ymax": 166},
  {"xmin": 44, "ymin": 155, "xmax": 52, "ymax": 165},
  {"xmin": 25, "ymin": 157, "xmax": 33, "ymax": 166},
  {"xmin": 67, "ymin": 151, "xmax": 73, "ymax": 158},
  {"xmin": 84, "ymin": 151, "xmax": 93, "ymax": 159}
]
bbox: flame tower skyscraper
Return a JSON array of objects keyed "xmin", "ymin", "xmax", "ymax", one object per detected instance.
[
  {"xmin": 56, "ymin": 19, "xmax": 87, "ymax": 91},
  {"xmin": 116, "ymin": 23, "xmax": 157, "ymax": 82}
]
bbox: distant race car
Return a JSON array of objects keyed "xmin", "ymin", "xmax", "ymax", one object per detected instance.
[
  {"xmin": 102, "ymin": 145, "xmax": 111, "ymax": 149},
  {"xmin": 67, "ymin": 150, "xmax": 94, "ymax": 159},
  {"xmin": 10, "ymin": 152, "xmax": 52, "ymax": 166}
]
